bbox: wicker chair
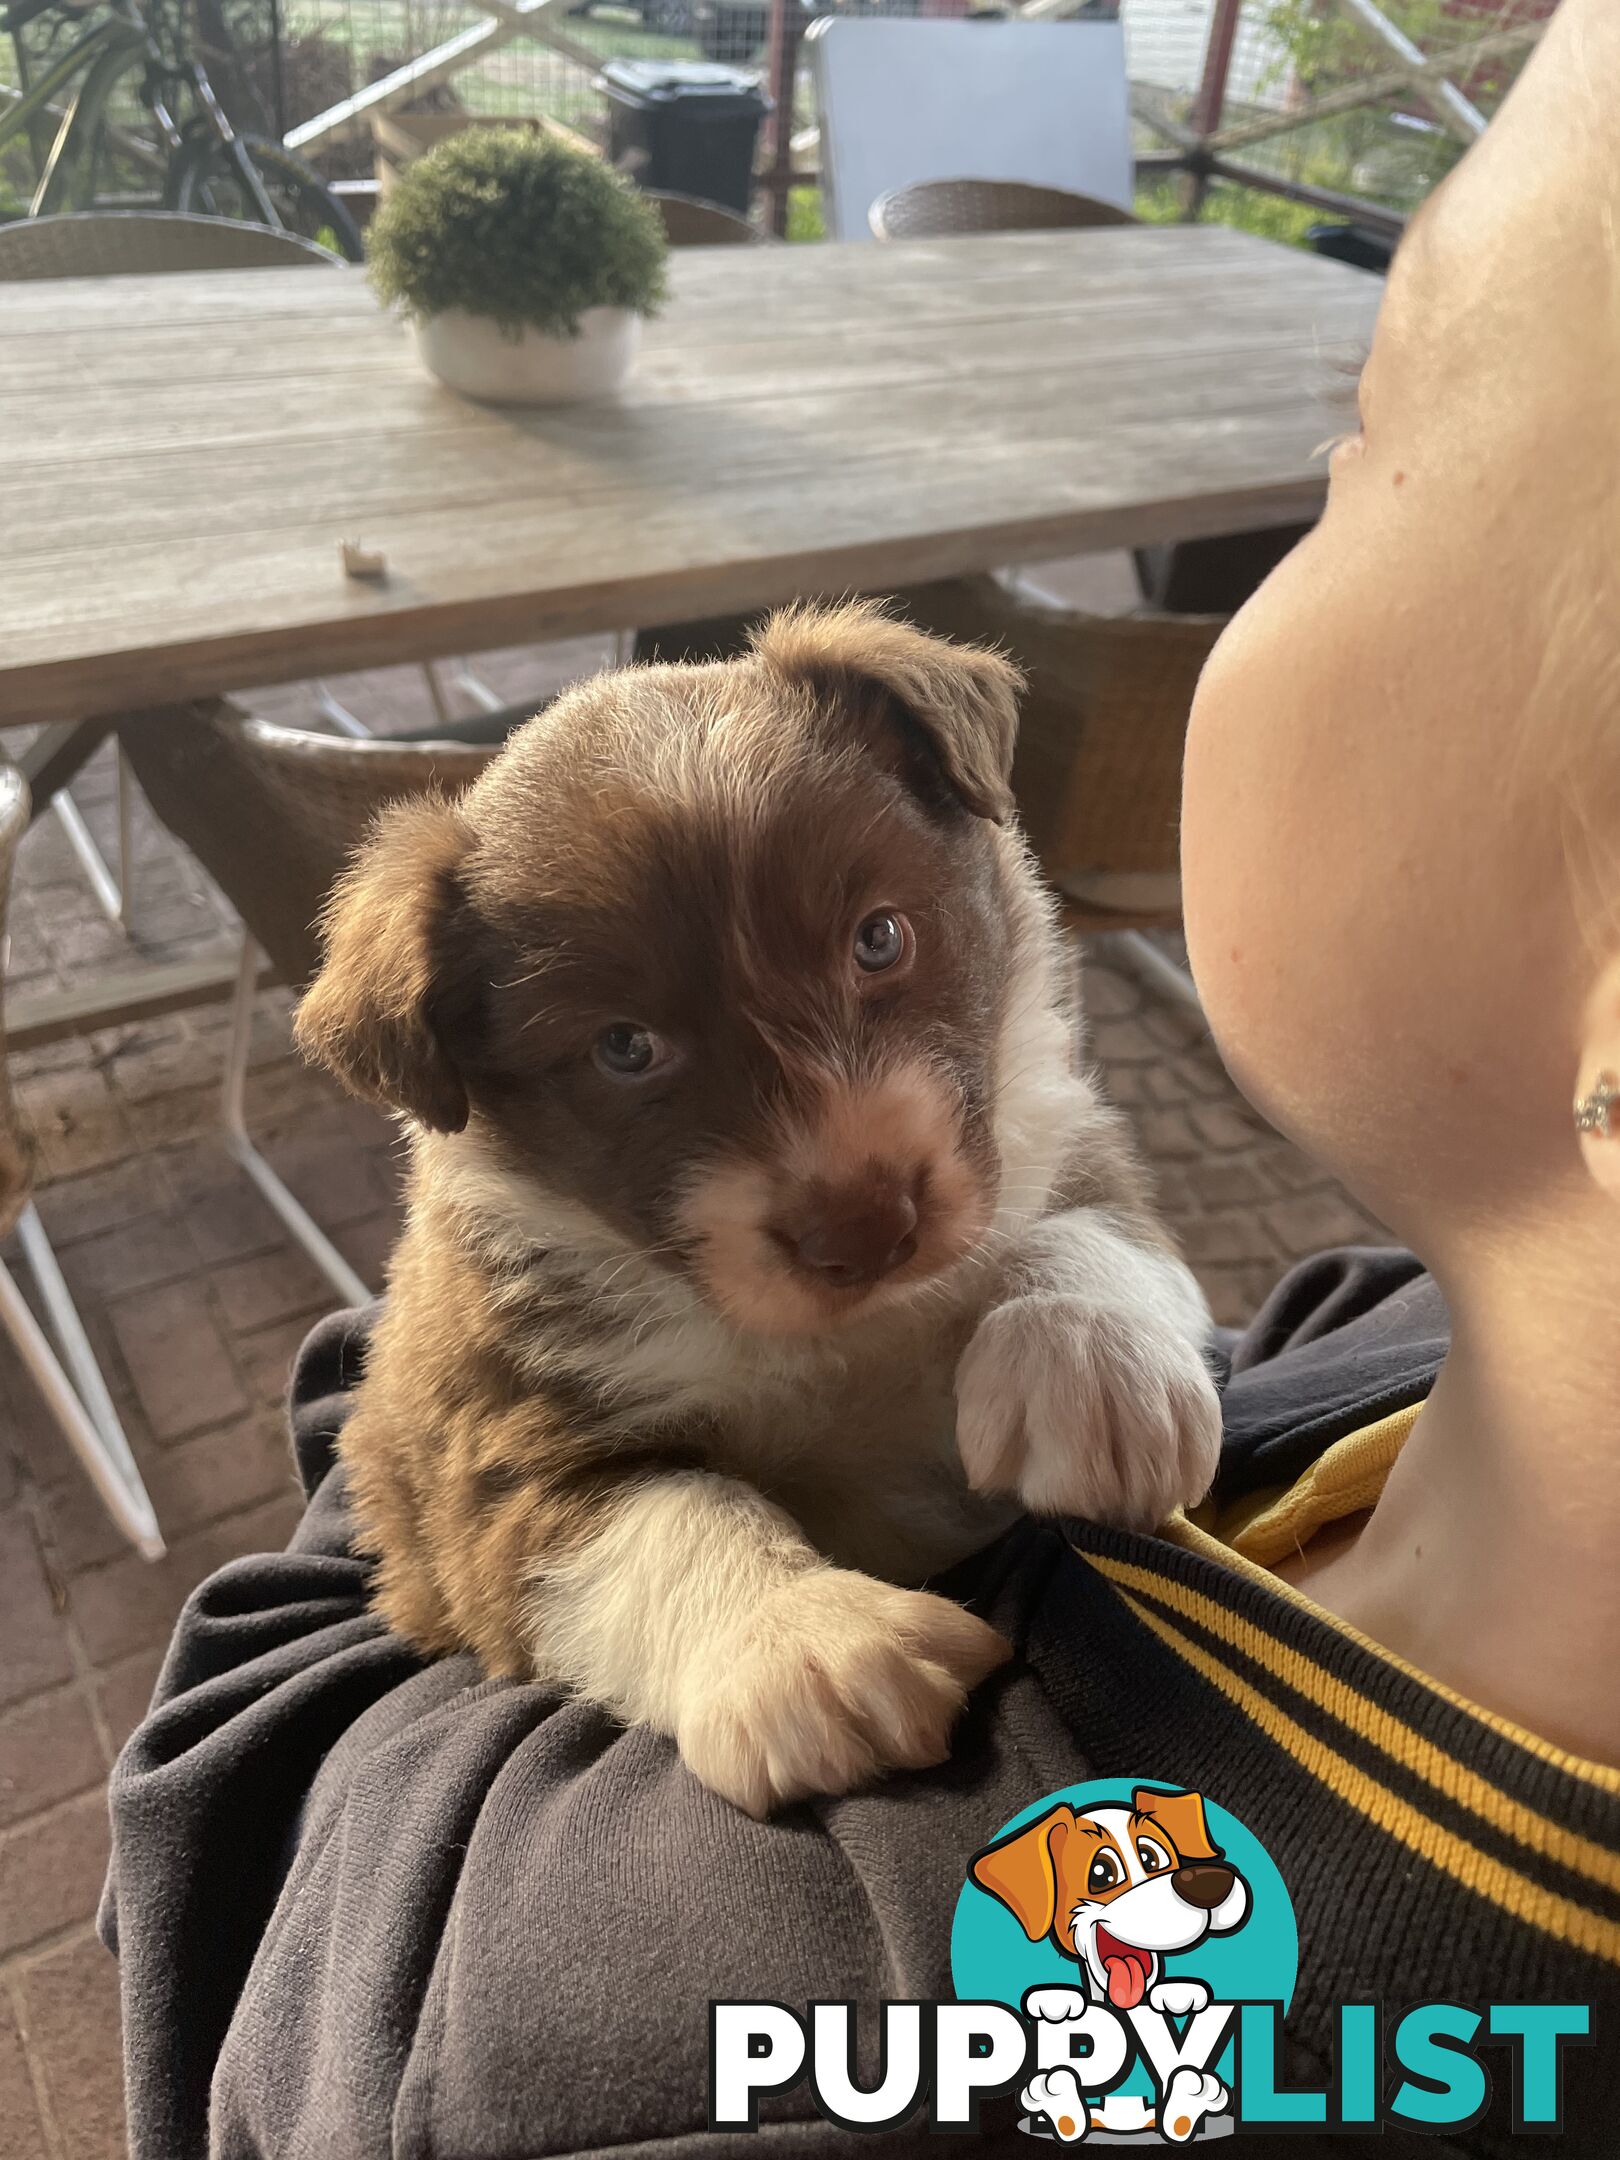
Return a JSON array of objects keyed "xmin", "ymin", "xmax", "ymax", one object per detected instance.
[
  {"xmin": 892, "ymin": 578, "xmax": 1222, "ymax": 931},
  {"xmin": 0, "ymin": 211, "xmax": 343, "ymax": 277},
  {"xmin": 647, "ymin": 190, "xmax": 770, "ymax": 246},
  {"xmin": 0, "ymin": 763, "xmax": 163, "ymax": 1558},
  {"xmin": 636, "ymin": 577, "xmax": 1219, "ymax": 934},
  {"xmin": 118, "ymin": 705, "xmax": 501, "ymax": 1305},
  {"xmin": 868, "ymin": 177, "xmax": 1137, "ymax": 242}
]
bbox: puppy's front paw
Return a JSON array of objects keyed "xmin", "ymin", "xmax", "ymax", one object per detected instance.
[
  {"xmin": 677, "ymin": 1571, "xmax": 1011, "ymax": 1818},
  {"xmin": 1024, "ymin": 1985, "xmax": 1090, "ymax": 2026},
  {"xmin": 1022, "ymin": 2068, "xmax": 1090, "ymax": 2142},
  {"xmin": 955, "ymin": 1295, "xmax": 1220, "ymax": 1531},
  {"xmin": 1148, "ymin": 1977, "xmax": 1211, "ymax": 2017},
  {"xmin": 1161, "ymin": 2067, "xmax": 1227, "ymax": 2143}
]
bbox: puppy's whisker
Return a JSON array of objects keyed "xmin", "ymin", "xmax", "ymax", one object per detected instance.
[{"xmin": 490, "ymin": 961, "xmax": 556, "ymax": 992}]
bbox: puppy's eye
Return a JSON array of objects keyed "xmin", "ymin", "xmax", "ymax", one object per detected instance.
[
  {"xmin": 1135, "ymin": 1837, "xmax": 1172, "ymax": 1876},
  {"xmin": 592, "ymin": 1022, "xmax": 665, "ymax": 1081},
  {"xmin": 1087, "ymin": 1851, "xmax": 1122, "ymax": 1895},
  {"xmin": 853, "ymin": 909, "xmax": 911, "ymax": 975}
]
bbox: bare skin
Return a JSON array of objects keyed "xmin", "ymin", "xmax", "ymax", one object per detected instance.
[{"xmin": 1180, "ymin": 0, "xmax": 1620, "ymax": 1768}]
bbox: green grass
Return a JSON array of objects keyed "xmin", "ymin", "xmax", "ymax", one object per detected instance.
[
  {"xmin": 786, "ymin": 182, "xmax": 822, "ymax": 243},
  {"xmin": 787, "ymin": 175, "xmax": 1324, "ymax": 253},
  {"xmin": 1134, "ymin": 174, "xmax": 1323, "ymax": 250}
]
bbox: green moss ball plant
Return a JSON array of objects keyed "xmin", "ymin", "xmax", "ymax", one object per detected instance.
[{"xmin": 369, "ymin": 127, "xmax": 670, "ymax": 404}]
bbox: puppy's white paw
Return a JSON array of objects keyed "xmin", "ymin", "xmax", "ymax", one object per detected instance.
[
  {"xmin": 1022, "ymin": 2068, "xmax": 1090, "ymax": 2142},
  {"xmin": 1161, "ymin": 2067, "xmax": 1227, "ymax": 2143},
  {"xmin": 956, "ymin": 1294, "xmax": 1221, "ymax": 1531},
  {"xmin": 1148, "ymin": 1977, "xmax": 1211, "ymax": 2018},
  {"xmin": 677, "ymin": 1569, "xmax": 1010, "ymax": 1818},
  {"xmin": 1024, "ymin": 1985, "xmax": 1090, "ymax": 2025}
]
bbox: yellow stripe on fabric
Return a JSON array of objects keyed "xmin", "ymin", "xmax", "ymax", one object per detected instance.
[
  {"xmin": 1150, "ymin": 1517, "xmax": 1620, "ymax": 1803},
  {"xmin": 1119, "ymin": 1591, "xmax": 1620, "ymax": 1964},
  {"xmin": 1092, "ymin": 1550, "xmax": 1620, "ymax": 1893},
  {"xmin": 1194, "ymin": 1403, "xmax": 1420, "ymax": 1566}
]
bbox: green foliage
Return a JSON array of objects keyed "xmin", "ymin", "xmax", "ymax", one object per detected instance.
[
  {"xmin": 1265, "ymin": 0, "xmax": 1447, "ymax": 95},
  {"xmin": 1133, "ymin": 176, "xmax": 1320, "ymax": 251},
  {"xmin": 368, "ymin": 126, "xmax": 668, "ymax": 338},
  {"xmin": 1259, "ymin": 0, "xmax": 1475, "ymax": 210},
  {"xmin": 1197, "ymin": 182, "xmax": 1323, "ymax": 249},
  {"xmin": 786, "ymin": 185, "xmax": 825, "ymax": 244}
]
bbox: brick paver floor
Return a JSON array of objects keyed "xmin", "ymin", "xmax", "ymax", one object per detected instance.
[{"xmin": 0, "ymin": 598, "xmax": 1391, "ymax": 2157}]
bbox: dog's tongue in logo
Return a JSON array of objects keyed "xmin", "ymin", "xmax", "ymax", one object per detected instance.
[{"xmin": 1096, "ymin": 1925, "xmax": 1152, "ymax": 2010}]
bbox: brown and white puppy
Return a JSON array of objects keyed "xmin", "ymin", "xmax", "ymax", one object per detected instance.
[{"xmin": 295, "ymin": 602, "xmax": 1220, "ymax": 1817}]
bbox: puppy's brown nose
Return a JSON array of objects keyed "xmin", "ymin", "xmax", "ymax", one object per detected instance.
[
  {"xmin": 793, "ymin": 1191, "xmax": 918, "ymax": 1287},
  {"xmin": 1172, "ymin": 1864, "xmax": 1236, "ymax": 1911}
]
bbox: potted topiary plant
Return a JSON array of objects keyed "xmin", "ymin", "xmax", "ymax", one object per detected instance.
[{"xmin": 368, "ymin": 125, "xmax": 669, "ymax": 405}]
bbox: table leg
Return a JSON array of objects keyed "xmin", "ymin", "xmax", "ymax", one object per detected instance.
[{"xmin": 19, "ymin": 718, "xmax": 113, "ymax": 818}]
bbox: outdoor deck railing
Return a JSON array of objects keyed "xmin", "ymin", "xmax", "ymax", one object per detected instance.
[{"xmin": 0, "ymin": 0, "xmax": 1554, "ymax": 240}]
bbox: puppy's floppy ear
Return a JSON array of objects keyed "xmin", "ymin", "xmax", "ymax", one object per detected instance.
[
  {"xmin": 969, "ymin": 1804, "xmax": 1076, "ymax": 1941},
  {"xmin": 294, "ymin": 792, "xmax": 474, "ymax": 1134},
  {"xmin": 752, "ymin": 599, "xmax": 1024, "ymax": 823},
  {"xmin": 1132, "ymin": 1786, "xmax": 1221, "ymax": 1864}
]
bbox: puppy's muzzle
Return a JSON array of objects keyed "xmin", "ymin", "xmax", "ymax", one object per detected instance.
[{"xmin": 774, "ymin": 1175, "xmax": 920, "ymax": 1289}]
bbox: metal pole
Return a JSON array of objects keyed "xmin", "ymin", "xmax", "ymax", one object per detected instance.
[
  {"xmin": 1335, "ymin": 0, "xmax": 1486, "ymax": 139},
  {"xmin": 1186, "ymin": 0, "xmax": 1243, "ymax": 215},
  {"xmin": 762, "ymin": 0, "xmax": 805, "ymax": 239},
  {"xmin": 221, "ymin": 933, "xmax": 372, "ymax": 1308},
  {"xmin": 269, "ymin": 0, "xmax": 287, "ymax": 143},
  {"xmin": 8, "ymin": 1208, "xmax": 165, "ymax": 1560},
  {"xmin": 1192, "ymin": 0, "xmax": 1243, "ymax": 137}
]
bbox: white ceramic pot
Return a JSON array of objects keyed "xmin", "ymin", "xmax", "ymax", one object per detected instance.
[{"xmin": 414, "ymin": 305, "xmax": 640, "ymax": 405}]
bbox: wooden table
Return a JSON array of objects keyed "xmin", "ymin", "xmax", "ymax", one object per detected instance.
[
  {"xmin": 0, "ymin": 225, "xmax": 1378, "ymax": 729},
  {"xmin": 0, "ymin": 224, "xmax": 1376, "ymax": 1044}
]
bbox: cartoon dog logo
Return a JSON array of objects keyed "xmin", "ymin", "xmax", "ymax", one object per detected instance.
[{"xmin": 970, "ymin": 1787, "xmax": 1251, "ymax": 2143}]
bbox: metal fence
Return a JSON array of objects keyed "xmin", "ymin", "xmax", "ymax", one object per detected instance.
[
  {"xmin": 0, "ymin": 0, "xmax": 1557, "ymax": 233},
  {"xmin": 1134, "ymin": 0, "xmax": 1552, "ymax": 234},
  {"xmin": 274, "ymin": 0, "xmax": 798, "ymax": 182}
]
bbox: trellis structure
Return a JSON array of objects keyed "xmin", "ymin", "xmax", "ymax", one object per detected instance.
[
  {"xmin": 273, "ymin": 0, "xmax": 1550, "ymax": 236},
  {"xmin": 1134, "ymin": 0, "xmax": 1549, "ymax": 233}
]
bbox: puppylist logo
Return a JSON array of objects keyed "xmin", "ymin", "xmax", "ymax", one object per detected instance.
[{"xmin": 710, "ymin": 1780, "xmax": 1593, "ymax": 2142}]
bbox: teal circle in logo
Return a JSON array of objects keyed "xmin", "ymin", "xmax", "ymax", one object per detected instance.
[{"xmin": 951, "ymin": 1780, "xmax": 1297, "ymax": 2111}]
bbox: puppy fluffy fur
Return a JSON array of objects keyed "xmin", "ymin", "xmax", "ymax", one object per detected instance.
[{"xmin": 295, "ymin": 602, "xmax": 1219, "ymax": 1816}]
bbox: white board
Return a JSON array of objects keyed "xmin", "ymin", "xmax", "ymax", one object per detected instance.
[{"xmin": 808, "ymin": 18, "xmax": 1133, "ymax": 244}]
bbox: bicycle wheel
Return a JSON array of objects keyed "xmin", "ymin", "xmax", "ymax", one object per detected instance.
[{"xmin": 165, "ymin": 133, "xmax": 364, "ymax": 261}]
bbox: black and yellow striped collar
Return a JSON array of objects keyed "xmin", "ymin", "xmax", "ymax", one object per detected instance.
[{"xmin": 1065, "ymin": 1512, "xmax": 1620, "ymax": 1968}]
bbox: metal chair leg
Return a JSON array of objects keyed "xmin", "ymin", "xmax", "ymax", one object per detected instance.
[
  {"xmin": 1112, "ymin": 930, "xmax": 1205, "ymax": 1018},
  {"xmin": 451, "ymin": 659, "xmax": 507, "ymax": 715},
  {"xmin": 313, "ymin": 686, "xmax": 374, "ymax": 739},
  {"xmin": 46, "ymin": 744, "xmax": 140, "ymax": 932},
  {"xmin": 316, "ymin": 668, "xmax": 462, "ymax": 737},
  {"xmin": 1, "ymin": 1205, "xmax": 164, "ymax": 1560},
  {"xmin": 115, "ymin": 749, "xmax": 136, "ymax": 931},
  {"xmin": 420, "ymin": 661, "xmax": 456, "ymax": 731},
  {"xmin": 51, "ymin": 791, "xmax": 126, "ymax": 928},
  {"xmin": 220, "ymin": 934, "xmax": 370, "ymax": 1309}
]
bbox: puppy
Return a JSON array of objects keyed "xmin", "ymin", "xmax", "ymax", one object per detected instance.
[
  {"xmin": 295, "ymin": 602, "xmax": 1220, "ymax": 1816},
  {"xmin": 971, "ymin": 1788, "xmax": 1250, "ymax": 2010}
]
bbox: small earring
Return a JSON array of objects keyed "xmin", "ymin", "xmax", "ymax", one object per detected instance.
[{"xmin": 1574, "ymin": 1072, "xmax": 1620, "ymax": 1136}]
